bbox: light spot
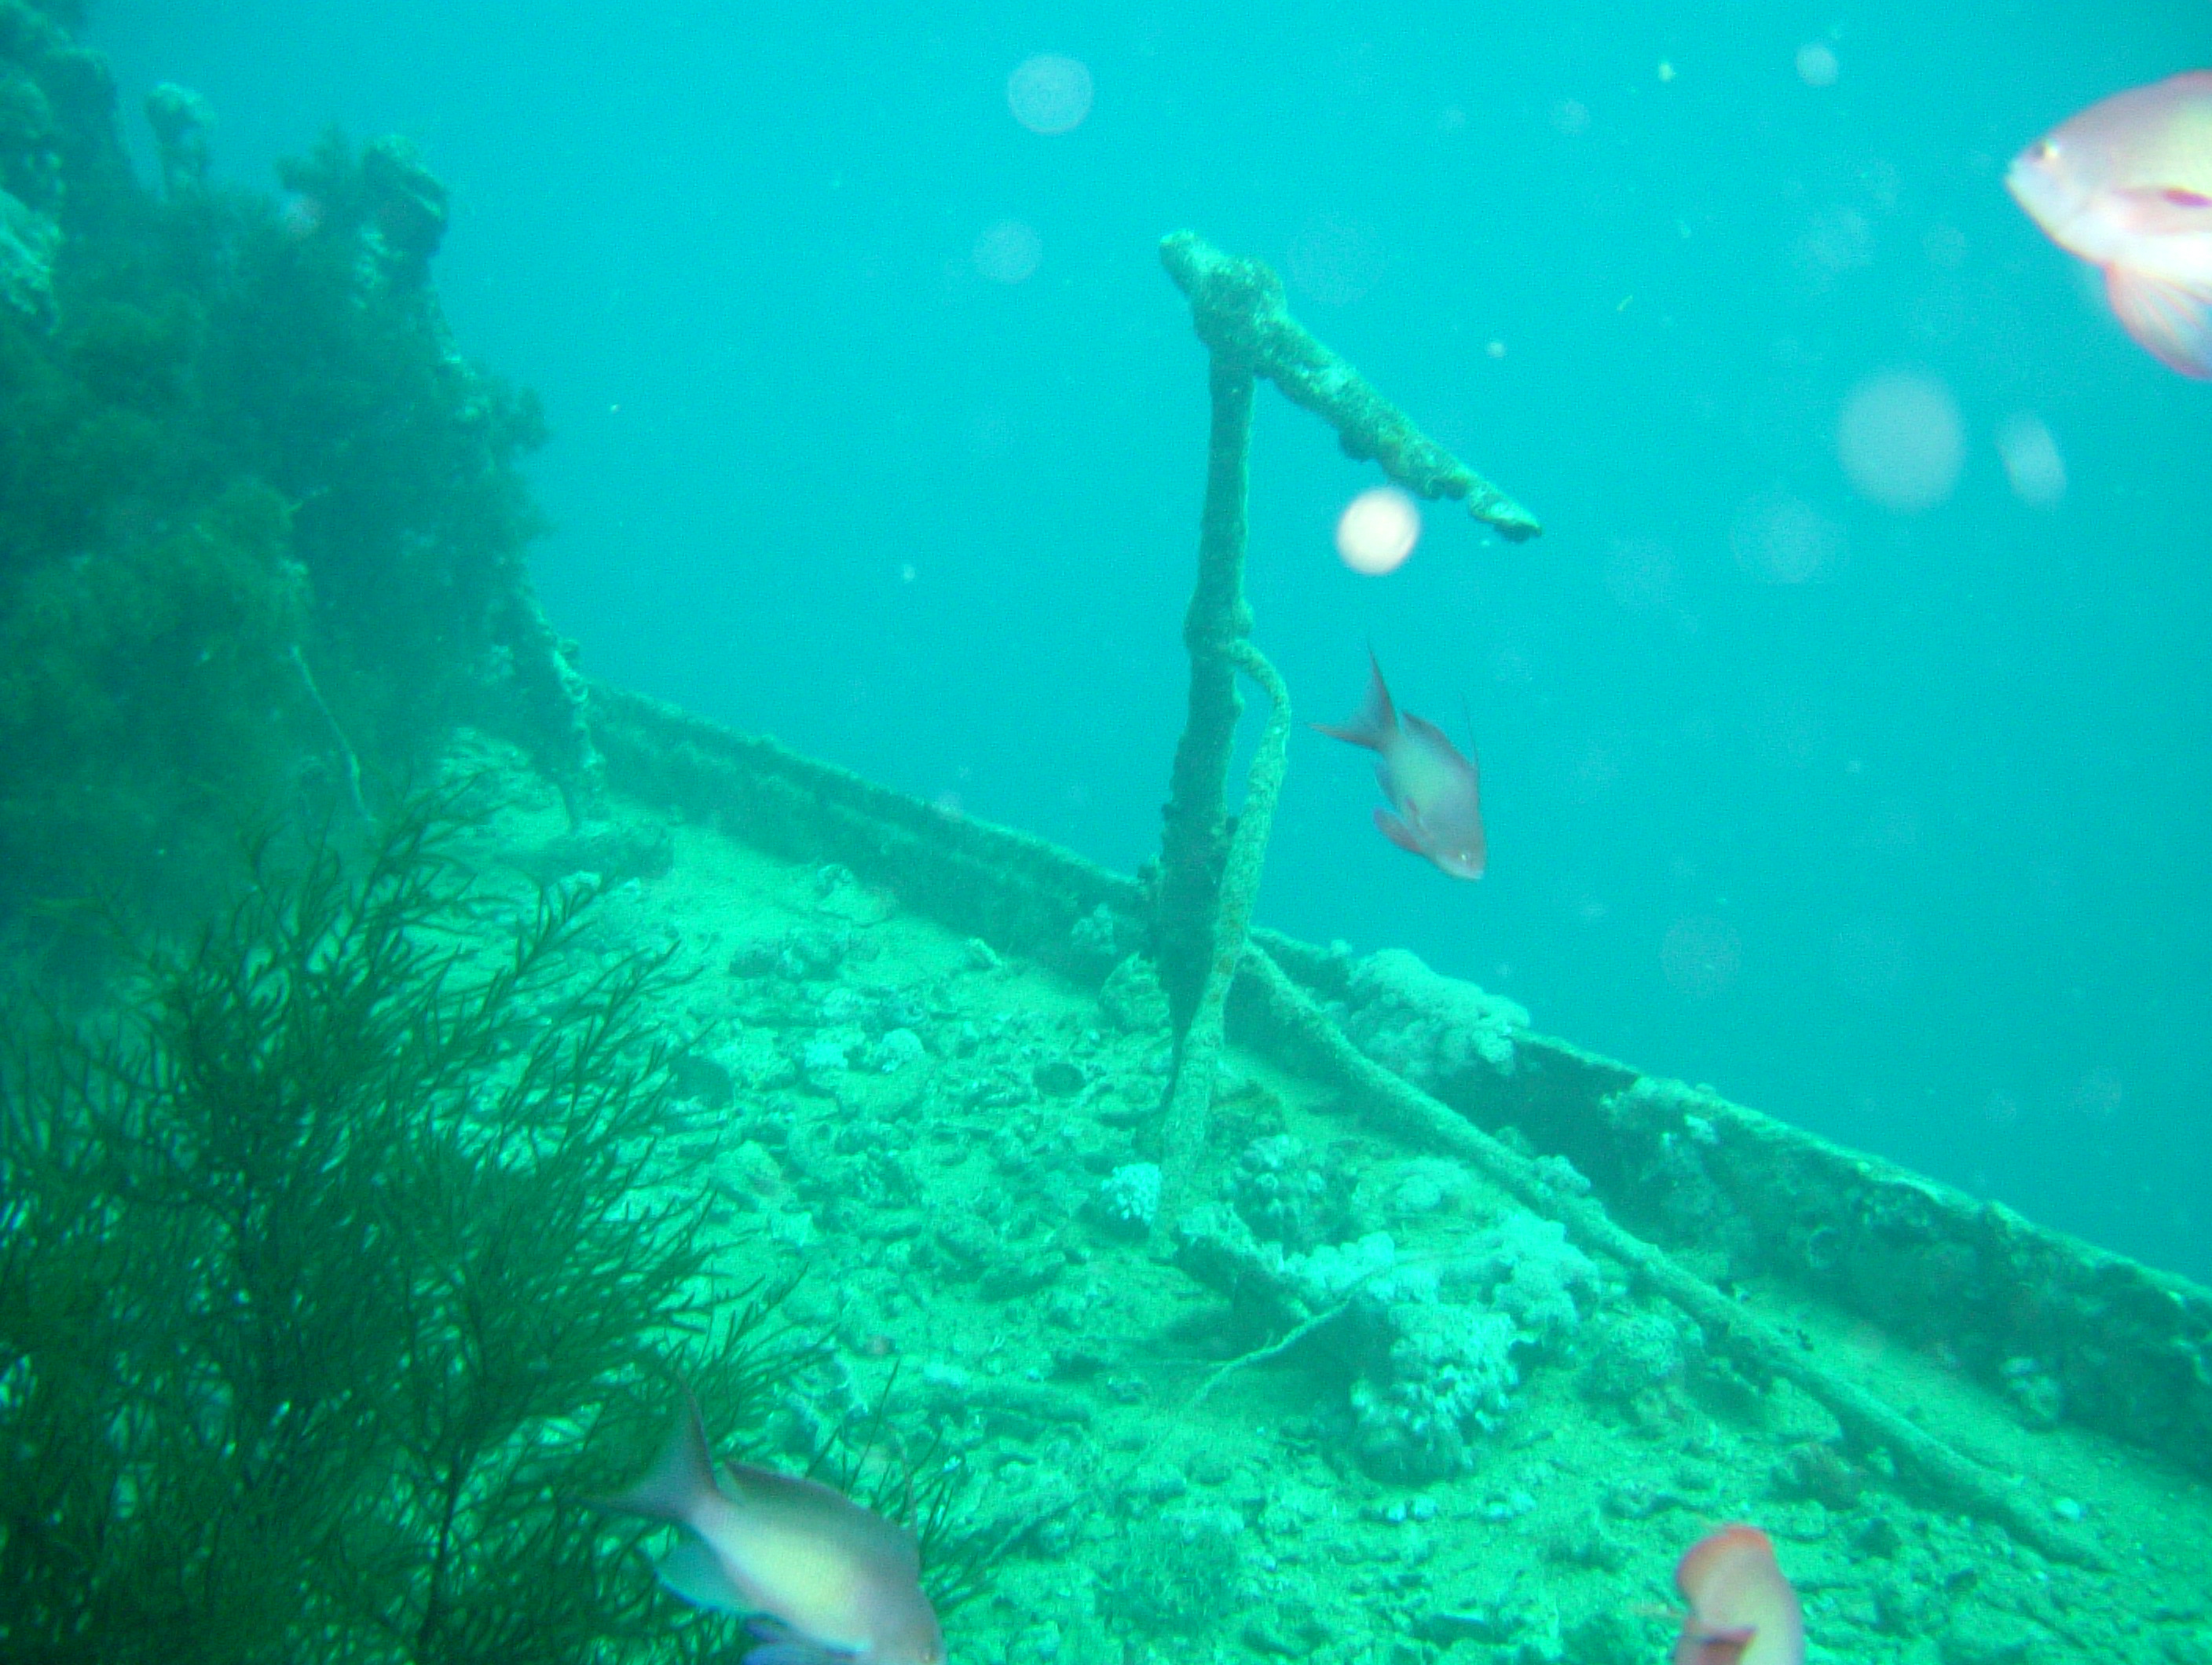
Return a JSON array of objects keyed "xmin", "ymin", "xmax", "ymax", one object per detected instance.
[
  {"xmin": 1796, "ymin": 42, "xmax": 1840, "ymax": 87},
  {"xmin": 1570, "ymin": 742, "xmax": 1619, "ymax": 801},
  {"xmin": 280, "ymin": 192, "xmax": 322, "ymax": 239},
  {"xmin": 1007, "ymin": 53, "xmax": 1094, "ymax": 135},
  {"xmin": 1335, "ymin": 486, "xmax": 1422, "ymax": 575},
  {"xmin": 1795, "ymin": 206, "xmax": 1874, "ymax": 280},
  {"xmin": 1661, "ymin": 917, "xmax": 1742, "ymax": 999},
  {"xmin": 973, "ymin": 219, "xmax": 1042, "ymax": 284},
  {"xmin": 1922, "ymin": 224, "xmax": 1968, "ymax": 269},
  {"xmin": 1550, "ymin": 98, "xmax": 1591, "ymax": 136},
  {"xmin": 1837, "ymin": 370, "xmax": 1962, "ymax": 512},
  {"xmin": 1485, "ymin": 339, "xmax": 1507, "ymax": 359},
  {"xmin": 2070, "ymin": 1067, "xmax": 2124, "ymax": 1121},
  {"xmin": 1657, "ymin": 60, "xmax": 1675, "ymax": 82},
  {"xmin": 1730, "ymin": 489, "xmax": 1844, "ymax": 584},
  {"xmin": 1288, "ymin": 215, "xmax": 1387, "ymax": 307},
  {"xmin": 1831, "ymin": 917, "xmax": 1917, "ymax": 1001},
  {"xmin": 1995, "ymin": 412, "xmax": 2067, "ymax": 507},
  {"xmin": 1602, "ymin": 536, "xmax": 1677, "ymax": 613}
]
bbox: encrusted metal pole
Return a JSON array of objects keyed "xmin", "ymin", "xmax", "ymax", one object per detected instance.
[
  {"xmin": 1240, "ymin": 944, "xmax": 2105, "ymax": 1571},
  {"xmin": 1158, "ymin": 233, "xmax": 1542, "ymax": 543},
  {"xmin": 1153, "ymin": 354, "xmax": 1258, "ymax": 1047},
  {"xmin": 1148, "ymin": 231, "xmax": 1539, "ymax": 1246}
]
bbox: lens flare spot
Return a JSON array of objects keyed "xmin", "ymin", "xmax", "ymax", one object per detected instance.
[
  {"xmin": 2071, "ymin": 1067, "xmax": 2125, "ymax": 1121},
  {"xmin": 1335, "ymin": 487, "xmax": 1422, "ymax": 575},
  {"xmin": 1730, "ymin": 489, "xmax": 1844, "ymax": 584},
  {"xmin": 1602, "ymin": 536, "xmax": 1677, "ymax": 613},
  {"xmin": 1995, "ymin": 412, "xmax": 2067, "ymax": 507},
  {"xmin": 1661, "ymin": 916, "xmax": 1742, "ymax": 999},
  {"xmin": 1831, "ymin": 916, "xmax": 1917, "ymax": 1001},
  {"xmin": 972, "ymin": 219, "xmax": 1042, "ymax": 284},
  {"xmin": 1007, "ymin": 54, "xmax": 1094, "ymax": 135},
  {"xmin": 1837, "ymin": 370, "xmax": 1963, "ymax": 512},
  {"xmin": 1796, "ymin": 43, "xmax": 1840, "ymax": 87},
  {"xmin": 1287, "ymin": 215, "xmax": 1387, "ymax": 307}
]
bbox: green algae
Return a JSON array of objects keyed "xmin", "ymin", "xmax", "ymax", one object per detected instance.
[
  {"xmin": 0, "ymin": 795, "xmax": 815, "ymax": 1662},
  {"xmin": 0, "ymin": 13, "xmax": 591, "ymax": 930}
]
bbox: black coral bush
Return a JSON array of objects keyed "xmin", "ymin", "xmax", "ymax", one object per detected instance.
[{"xmin": 0, "ymin": 800, "xmax": 794, "ymax": 1663}]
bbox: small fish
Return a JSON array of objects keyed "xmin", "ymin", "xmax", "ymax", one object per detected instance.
[
  {"xmin": 602, "ymin": 1393, "xmax": 945, "ymax": 1665},
  {"xmin": 2006, "ymin": 71, "xmax": 2212, "ymax": 378},
  {"xmin": 1314, "ymin": 651, "xmax": 1486, "ymax": 880},
  {"xmin": 1673, "ymin": 1524, "xmax": 1804, "ymax": 1665}
]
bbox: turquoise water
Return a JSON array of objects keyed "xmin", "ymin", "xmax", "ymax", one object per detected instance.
[{"xmin": 89, "ymin": 0, "xmax": 2211, "ymax": 1280}]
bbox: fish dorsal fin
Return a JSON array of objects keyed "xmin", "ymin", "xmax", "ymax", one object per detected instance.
[
  {"xmin": 1401, "ymin": 710, "xmax": 1476, "ymax": 776},
  {"xmin": 2104, "ymin": 265, "xmax": 2212, "ymax": 379},
  {"xmin": 720, "ymin": 1461, "xmax": 922, "ymax": 1577},
  {"xmin": 656, "ymin": 1532, "xmax": 749, "ymax": 1611}
]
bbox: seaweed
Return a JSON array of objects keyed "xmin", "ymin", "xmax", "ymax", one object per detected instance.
[
  {"xmin": 795, "ymin": 1358, "xmax": 1047, "ymax": 1621},
  {"xmin": 0, "ymin": 795, "xmax": 808, "ymax": 1662}
]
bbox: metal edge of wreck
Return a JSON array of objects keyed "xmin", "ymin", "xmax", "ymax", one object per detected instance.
[{"xmin": 588, "ymin": 679, "xmax": 2212, "ymax": 1486}]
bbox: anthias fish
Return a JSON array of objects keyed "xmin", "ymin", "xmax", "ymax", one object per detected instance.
[
  {"xmin": 2007, "ymin": 71, "xmax": 2212, "ymax": 378},
  {"xmin": 1673, "ymin": 1524, "xmax": 1805, "ymax": 1665},
  {"xmin": 604, "ymin": 1394, "xmax": 945, "ymax": 1665},
  {"xmin": 1314, "ymin": 651, "xmax": 1486, "ymax": 880}
]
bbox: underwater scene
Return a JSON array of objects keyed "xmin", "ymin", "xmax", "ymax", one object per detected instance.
[{"xmin": 3, "ymin": 1, "xmax": 2210, "ymax": 1662}]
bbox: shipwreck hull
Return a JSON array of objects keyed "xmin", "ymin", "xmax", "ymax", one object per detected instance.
[{"xmin": 591, "ymin": 679, "xmax": 2212, "ymax": 1488}]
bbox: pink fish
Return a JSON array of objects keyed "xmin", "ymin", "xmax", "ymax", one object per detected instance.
[
  {"xmin": 2007, "ymin": 71, "xmax": 2212, "ymax": 378},
  {"xmin": 1314, "ymin": 651, "xmax": 1486, "ymax": 880},
  {"xmin": 603, "ymin": 1394, "xmax": 945, "ymax": 1665},
  {"xmin": 1673, "ymin": 1524, "xmax": 1805, "ymax": 1665}
]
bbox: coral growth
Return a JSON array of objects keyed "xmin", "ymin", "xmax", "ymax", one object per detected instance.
[
  {"xmin": 1232, "ymin": 1133, "xmax": 1358, "ymax": 1250},
  {"xmin": 1340, "ymin": 947, "xmax": 1530, "ymax": 1090},
  {"xmin": 1177, "ymin": 1197, "xmax": 1608, "ymax": 1484},
  {"xmin": 0, "ymin": 9, "xmax": 588, "ymax": 927}
]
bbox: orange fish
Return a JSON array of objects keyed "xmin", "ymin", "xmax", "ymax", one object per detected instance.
[
  {"xmin": 1673, "ymin": 1524, "xmax": 1804, "ymax": 1665},
  {"xmin": 2007, "ymin": 71, "xmax": 2212, "ymax": 378},
  {"xmin": 602, "ymin": 1393, "xmax": 945, "ymax": 1665},
  {"xmin": 1314, "ymin": 651, "xmax": 1486, "ymax": 880}
]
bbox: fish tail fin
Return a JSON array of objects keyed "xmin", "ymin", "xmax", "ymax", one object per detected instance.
[
  {"xmin": 601, "ymin": 1388, "xmax": 719, "ymax": 1525},
  {"xmin": 744, "ymin": 1618, "xmax": 851, "ymax": 1665},
  {"xmin": 1312, "ymin": 649, "xmax": 1398, "ymax": 752},
  {"xmin": 2104, "ymin": 264, "xmax": 2212, "ymax": 379},
  {"xmin": 1676, "ymin": 1625, "xmax": 1758, "ymax": 1665}
]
